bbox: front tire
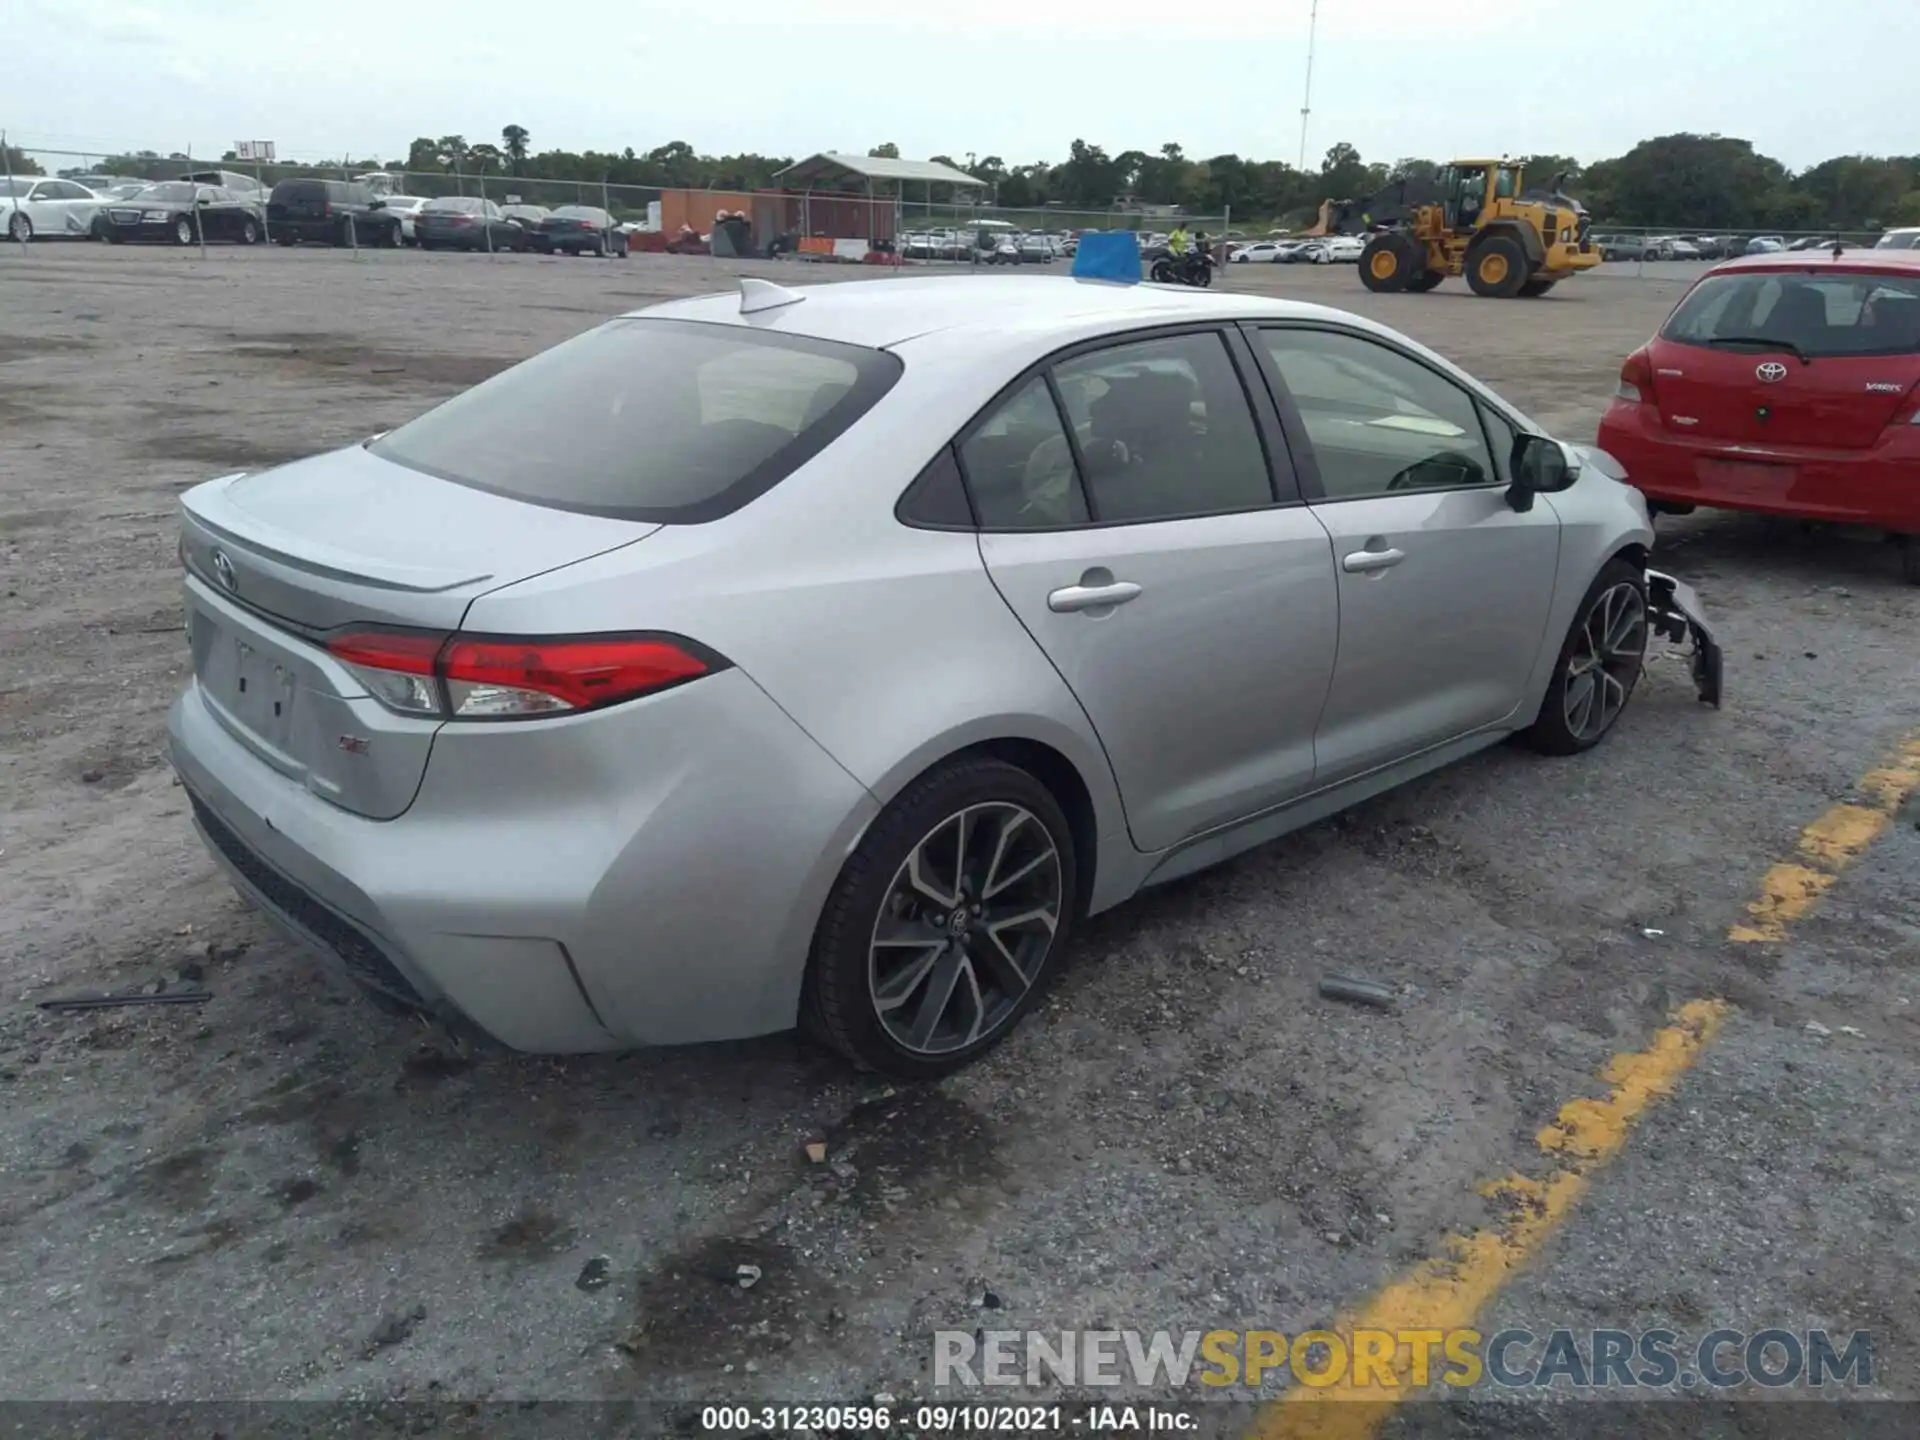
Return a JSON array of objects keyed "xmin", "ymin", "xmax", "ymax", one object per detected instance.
[
  {"xmin": 173, "ymin": 216, "xmax": 195, "ymax": 246},
  {"xmin": 1405, "ymin": 268, "xmax": 1444, "ymax": 292},
  {"xmin": 1359, "ymin": 235, "xmax": 1416, "ymax": 292},
  {"xmin": 1899, "ymin": 536, "xmax": 1920, "ymax": 586},
  {"xmin": 1520, "ymin": 560, "xmax": 1649, "ymax": 755},
  {"xmin": 8, "ymin": 212, "xmax": 32, "ymax": 243},
  {"xmin": 1518, "ymin": 278, "xmax": 1557, "ymax": 297},
  {"xmin": 1150, "ymin": 258, "xmax": 1174, "ymax": 283},
  {"xmin": 803, "ymin": 757, "xmax": 1078, "ymax": 1079}
]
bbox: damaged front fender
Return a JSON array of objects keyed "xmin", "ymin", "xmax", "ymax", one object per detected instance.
[{"xmin": 1646, "ymin": 569, "xmax": 1722, "ymax": 708}]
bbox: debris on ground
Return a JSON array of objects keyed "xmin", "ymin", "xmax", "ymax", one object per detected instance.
[
  {"xmin": 37, "ymin": 984, "xmax": 213, "ymax": 1013},
  {"xmin": 803, "ymin": 1136, "xmax": 828, "ymax": 1164},
  {"xmin": 1805, "ymin": 1021, "xmax": 1833, "ymax": 1037},
  {"xmin": 1319, "ymin": 975, "xmax": 1397, "ymax": 1010},
  {"xmin": 364, "ymin": 1304, "xmax": 427, "ymax": 1356},
  {"xmin": 737, "ymin": 1264, "xmax": 763, "ymax": 1290},
  {"xmin": 576, "ymin": 1256, "xmax": 613, "ymax": 1292}
]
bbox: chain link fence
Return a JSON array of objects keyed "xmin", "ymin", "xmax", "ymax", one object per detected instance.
[{"xmin": 10, "ymin": 144, "xmax": 1233, "ymax": 264}]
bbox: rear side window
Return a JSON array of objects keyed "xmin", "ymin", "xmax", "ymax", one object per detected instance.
[
  {"xmin": 369, "ymin": 318, "xmax": 902, "ymax": 523},
  {"xmin": 1662, "ymin": 271, "xmax": 1920, "ymax": 357}
]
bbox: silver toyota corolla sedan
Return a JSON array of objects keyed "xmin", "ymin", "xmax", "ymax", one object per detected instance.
[{"xmin": 169, "ymin": 275, "xmax": 1721, "ymax": 1077}]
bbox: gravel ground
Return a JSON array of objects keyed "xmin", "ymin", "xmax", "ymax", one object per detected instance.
[{"xmin": 0, "ymin": 245, "xmax": 1915, "ymax": 1414}]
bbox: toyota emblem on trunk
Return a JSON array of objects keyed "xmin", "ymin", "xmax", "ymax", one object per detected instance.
[
  {"xmin": 1755, "ymin": 362, "xmax": 1788, "ymax": 383},
  {"xmin": 211, "ymin": 548, "xmax": 237, "ymax": 592}
]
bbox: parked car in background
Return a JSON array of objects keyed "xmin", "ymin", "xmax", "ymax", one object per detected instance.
[
  {"xmin": 1876, "ymin": 228, "xmax": 1920, "ymax": 251},
  {"xmin": 378, "ymin": 196, "xmax": 430, "ymax": 245},
  {"xmin": 266, "ymin": 179, "xmax": 400, "ymax": 247},
  {"xmin": 1, "ymin": 177, "xmax": 103, "ymax": 242},
  {"xmin": 981, "ymin": 233, "xmax": 1021, "ymax": 265},
  {"xmin": 526, "ymin": 206, "xmax": 628, "ymax": 256},
  {"xmin": 1231, "ymin": 241, "xmax": 1289, "ymax": 264},
  {"xmin": 167, "ymin": 274, "xmax": 1718, "ymax": 1077},
  {"xmin": 181, "ymin": 170, "xmax": 267, "ymax": 205},
  {"xmin": 1598, "ymin": 248, "xmax": 1920, "ymax": 581},
  {"xmin": 66, "ymin": 173, "xmax": 144, "ymax": 193},
  {"xmin": 1744, "ymin": 235, "xmax": 1786, "ymax": 254},
  {"xmin": 1594, "ymin": 234, "xmax": 1645, "ymax": 261},
  {"xmin": 100, "ymin": 183, "xmax": 263, "ymax": 246},
  {"xmin": 415, "ymin": 197, "xmax": 526, "ymax": 252},
  {"xmin": 1308, "ymin": 236, "xmax": 1366, "ymax": 264},
  {"xmin": 1017, "ymin": 234, "xmax": 1056, "ymax": 264},
  {"xmin": 501, "ymin": 204, "xmax": 550, "ymax": 231}
]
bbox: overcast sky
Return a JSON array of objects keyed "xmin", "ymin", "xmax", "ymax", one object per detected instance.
[{"xmin": 12, "ymin": 0, "xmax": 1916, "ymax": 173}]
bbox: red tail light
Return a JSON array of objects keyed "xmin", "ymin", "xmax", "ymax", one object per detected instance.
[
  {"xmin": 1616, "ymin": 347, "xmax": 1652, "ymax": 403},
  {"xmin": 325, "ymin": 629, "xmax": 722, "ymax": 721}
]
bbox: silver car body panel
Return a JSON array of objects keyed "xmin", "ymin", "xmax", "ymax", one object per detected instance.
[{"xmin": 170, "ymin": 276, "xmax": 1669, "ymax": 1050}]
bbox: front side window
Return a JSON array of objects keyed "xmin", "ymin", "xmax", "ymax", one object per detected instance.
[
  {"xmin": 1662, "ymin": 271, "xmax": 1920, "ymax": 357},
  {"xmin": 1050, "ymin": 332, "xmax": 1273, "ymax": 523},
  {"xmin": 1260, "ymin": 328, "xmax": 1497, "ymax": 501},
  {"xmin": 370, "ymin": 318, "xmax": 900, "ymax": 522}
]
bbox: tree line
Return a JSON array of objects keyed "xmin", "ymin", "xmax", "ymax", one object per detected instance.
[{"xmin": 35, "ymin": 129, "xmax": 1920, "ymax": 232}]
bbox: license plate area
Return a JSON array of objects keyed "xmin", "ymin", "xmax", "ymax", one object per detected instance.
[
  {"xmin": 192, "ymin": 611, "xmax": 300, "ymax": 750},
  {"xmin": 1695, "ymin": 458, "xmax": 1796, "ymax": 501}
]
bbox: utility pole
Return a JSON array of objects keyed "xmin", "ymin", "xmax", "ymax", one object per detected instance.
[{"xmin": 1298, "ymin": 0, "xmax": 1320, "ymax": 173}]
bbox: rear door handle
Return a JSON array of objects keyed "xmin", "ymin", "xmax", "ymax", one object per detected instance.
[
  {"xmin": 1048, "ymin": 581, "xmax": 1143, "ymax": 613},
  {"xmin": 1341, "ymin": 547, "xmax": 1406, "ymax": 574}
]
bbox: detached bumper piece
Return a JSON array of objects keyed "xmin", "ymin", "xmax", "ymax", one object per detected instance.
[{"xmin": 1645, "ymin": 569, "xmax": 1723, "ymax": 708}]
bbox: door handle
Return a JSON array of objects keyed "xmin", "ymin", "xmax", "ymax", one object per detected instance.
[
  {"xmin": 1048, "ymin": 581, "xmax": 1143, "ymax": 613},
  {"xmin": 1341, "ymin": 547, "xmax": 1406, "ymax": 574}
]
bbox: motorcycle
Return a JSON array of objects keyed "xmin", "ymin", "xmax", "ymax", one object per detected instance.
[{"xmin": 1149, "ymin": 248, "xmax": 1214, "ymax": 287}]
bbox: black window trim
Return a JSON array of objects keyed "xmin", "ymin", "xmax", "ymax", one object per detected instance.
[
  {"xmin": 369, "ymin": 316, "xmax": 905, "ymax": 525},
  {"xmin": 930, "ymin": 320, "xmax": 1306, "ymax": 536},
  {"xmin": 1239, "ymin": 319, "xmax": 1530, "ymax": 505}
]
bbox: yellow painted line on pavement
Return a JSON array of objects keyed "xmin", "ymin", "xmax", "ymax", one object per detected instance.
[
  {"xmin": 1728, "ymin": 730, "xmax": 1920, "ymax": 942},
  {"xmin": 1247, "ymin": 730, "xmax": 1920, "ymax": 1440}
]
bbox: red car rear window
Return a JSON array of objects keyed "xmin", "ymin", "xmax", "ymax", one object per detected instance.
[{"xmin": 1663, "ymin": 271, "xmax": 1920, "ymax": 358}]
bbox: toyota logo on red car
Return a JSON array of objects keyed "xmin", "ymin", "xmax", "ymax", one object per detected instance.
[{"xmin": 1596, "ymin": 242, "xmax": 1920, "ymax": 583}]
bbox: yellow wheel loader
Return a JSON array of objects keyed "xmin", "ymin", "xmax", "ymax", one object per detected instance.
[{"xmin": 1355, "ymin": 160, "xmax": 1601, "ymax": 298}]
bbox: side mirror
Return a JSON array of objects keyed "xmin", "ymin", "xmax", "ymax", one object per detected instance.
[{"xmin": 1507, "ymin": 433, "xmax": 1581, "ymax": 511}]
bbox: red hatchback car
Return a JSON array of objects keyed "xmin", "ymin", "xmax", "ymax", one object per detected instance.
[{"xmin": 1596, "ymin": 247, "xmax": 1920, "ymax": 581}]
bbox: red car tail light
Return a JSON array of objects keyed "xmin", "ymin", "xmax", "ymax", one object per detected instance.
[
  {"xmin": 325, "ymin": 629, "xmax": 722, "ymax": 721},
  {"xmin": 1616, "ymin": 348, "xmax": 1652, "ymax": 403}
]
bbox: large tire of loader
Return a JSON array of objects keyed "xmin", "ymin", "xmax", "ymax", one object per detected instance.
[
  {"xmin": 1465, "ymin": 233, "xmax": 1530, "ymax": 297},
  {"xmin": 1406, "ymin": 269, "xmax": 1445, "ymax": 292},
  {"xmin": 1359, "ymin": 234, "xmax": 1415, "ymax": 292},
  {"xmin": 1518, "ymin": 278, "xmax": 1558, "ymax": 297}
]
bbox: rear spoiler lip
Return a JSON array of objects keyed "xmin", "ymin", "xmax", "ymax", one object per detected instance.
[{"xmin": 180, "ymin": 474, "xmax": 494, "ymax": 594}]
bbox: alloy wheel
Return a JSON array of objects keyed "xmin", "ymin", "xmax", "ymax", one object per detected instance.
[
  {"xmin": 868, "ymin": 802, "xmax": 1063, "ymax": 1057},
  {"xmin": 1563, "ymin": 581, "xmax": 1647, "ymax": 740}
]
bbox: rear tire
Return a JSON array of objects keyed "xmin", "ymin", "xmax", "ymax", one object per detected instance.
[
  {"xmin": 1518, "ymin": 278, "xmax": 1558, "ymax": 297},
  {"xmin": 1150, "ymin": 258, "xmax": 1174, "ymax": 283},
  {"xmin": 1405, "ymin": 269, "xmax": 1444, "ymax": 292},
  {"xmin": 803, "ymin": 756, "xmax": 1079, "ymax": 1079},
  {"xmin": 239, "ymin": 218, "xmax": 259, "ymax": 245},
  {"xmin": 1899, "ymin": 537, "xmax": 1920, "ymax": 586},
  {"xmin": 1520, "ymin": 559, "xmax": 1649, "ymax": 755},
  {"xmin": 1465, "ymin": 234, "xmax": 1529, "ymax": 297}
]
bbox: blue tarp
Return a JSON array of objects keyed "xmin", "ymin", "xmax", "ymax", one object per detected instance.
[{"xmin": 1071, "ymin": 231, "xmax": 1141, "ymax": 283}]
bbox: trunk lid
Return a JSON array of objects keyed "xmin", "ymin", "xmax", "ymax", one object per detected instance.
[
  {"xmin": 1648, "ymin": 265, "xmax": 1920, "ymax": 449},
  {"xmin": 1648, "ymin": 337, "xmax": 1918, "ymax": 449},
  {"xmin": 180, "ymin": 445, "xmax": 656, "ymax": 818}
]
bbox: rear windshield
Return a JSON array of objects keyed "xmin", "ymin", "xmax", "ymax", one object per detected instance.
[
  {"xmin": 271, "ymin": 181, "xmax": 325, "ymax": 200},
  {"xmin": 368, "ymin": 318, "xmax": 903, "ymax": 523},
  {"xmin": 551, "ymin": 206, "xmax": 607, "ymax": 221},
  {"xmin": 425, "ymin": 197, "xmax": 484, "ymax": 214},
  {"xmin": 1660, "ymin": 271, "xmax": 1920, "ymax": 358},
  {"xmin": 139, "ymin": 183, "xmax": 196, "ymax": 202}
]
